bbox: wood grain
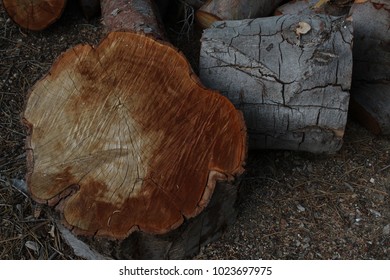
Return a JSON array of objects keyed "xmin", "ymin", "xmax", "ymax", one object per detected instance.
[{"xmin": 23, "ymin": 32, "xmax": 246, "ymax": 238}]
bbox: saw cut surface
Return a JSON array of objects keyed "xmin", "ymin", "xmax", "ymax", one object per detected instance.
[
  {"xmin": 3, "ymin": 0, "xmax": 67, "ymax": 31},
  {"xmin": 23, "ymin": 32, "xmax": 246, "ymax": 238}
]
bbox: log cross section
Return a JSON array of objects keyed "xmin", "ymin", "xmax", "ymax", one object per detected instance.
[{"xmin": 23, "ymin": 32, "xmax": 246, "ymax": 239}]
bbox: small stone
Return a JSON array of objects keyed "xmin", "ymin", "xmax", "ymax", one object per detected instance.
[
  {"xmin": 12, "ymin": 179, "xmax": 28, "ymax": 194},
  {"xmin": 111, "ymin": 8, "xmax": 120, "ymax": 16},
  {"xmin": 369, "ymin": 178, "xmax": 375, "ymax": 184},
  {"xmin": 383, "ymin": 224, "xmax": 390, "ymax": 236},
  {"xmin": 297, "ymin": 204, "xmax": 305, "ymax": 212},
  {"xmin": 369, "ymin": 209, "xmax": 381, "ymax": 218}
]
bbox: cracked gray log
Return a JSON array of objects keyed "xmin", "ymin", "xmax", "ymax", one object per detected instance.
[
  {"xmin": 200, "ymin": 15, "xmax": 353, "ymax": 153},
  {"xmin": 196, "ymin": 0, "xmax": 285, "ymax": 28},
  {"xmin": 349, "ymin": 0, "xmax": 390, "ymax": 135}
]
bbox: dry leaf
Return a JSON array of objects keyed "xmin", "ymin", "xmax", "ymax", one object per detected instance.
[
  {"xmin": 296, "ymin": 22, "xmax": 311, "ymax": 36},
  {"xmin": 25, "ymin": 241, "xmax": 40, "ymax": 254}
]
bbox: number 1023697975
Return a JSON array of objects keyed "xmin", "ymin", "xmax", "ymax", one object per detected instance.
[{"xmin": 212, "ymin": 266, "xmax": 272, "ymax": 276}]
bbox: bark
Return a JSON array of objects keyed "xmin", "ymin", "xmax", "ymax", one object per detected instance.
[
  {"xmin": 100, "ymin": 0, "xmax": 166, "ymax": 39},
  {"xmin": 2, "ymin": 0, "xmax": 67, "ymax": 31},
  {"xmin": 196, "ymin": 0, "xmax": 285, "ymax": 28},
  {"xmin": 200, "ymin": 15, "xmax": 353, "ymax": 153},
  {"xmin": 23, "ymin": 0, "xmax": 246, "ymax": 258},
  {"xmin": 349, "ymin": 0, "xmax": 390, "ymax": 134},
  {"xmin": 274, "ymin": 0, "xmax": 353, "ymax": 16},
  {"xmin": 58, "ymin": 181, "xmax": 239, "ymax": 259}
]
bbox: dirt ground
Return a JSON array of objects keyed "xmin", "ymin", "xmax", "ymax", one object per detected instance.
[{"xmin": 0, "ymin": 2, "xmax": 389, "ymax": 260}]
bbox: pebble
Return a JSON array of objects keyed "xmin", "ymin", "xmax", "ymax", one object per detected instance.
[
  {"xmin": 369, "ymin": 209, "xmax": 381, "ymax": 218},
  {"xmin": 297, "ymin": 204, "xmax": 306, "ymax": 212},
  {"xmin": 383, "ymin": 224, "xmax": 390, "ymax": 236},
  {"xmin": 11, "ymin": 179, "xmax": 28, "ymax": 194}
]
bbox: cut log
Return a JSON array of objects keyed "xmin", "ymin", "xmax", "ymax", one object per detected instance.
[
  {"xmin": 101, "ymin": 0, "xmax": 166, "ymax": 39},
  {"xmin": 196, "ymin": 0, "xmax": 285, "ymax": 28},
  {"xmin": 200, "ymin": 15, "xmax": 353, "ymax": 153},
  {"xmin": 23, "ymin": 0, "xmax": 246, "ymax": 259},
  {"xmin": 275, "ymin": 0, "xmax": 353, "ymax": 16},
  {"xmin": 349, "ymin": 0, "xmax": 390, "ymax": 134},
  {"xmin": 2, "ymin": 0, "xmax": 67, "ymax": 31},
  {"xmin": 78, "ymin": 0, "xmax": 101, "ymax": 20}
]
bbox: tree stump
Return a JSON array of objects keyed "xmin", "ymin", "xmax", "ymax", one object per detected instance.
[
  {"xmin": 196, "ymin": 0, "xmax": 285, "ymax": 28},
  {"xmin": 199, "ymin": 15, "xmax": 353, "ymax": 153},
  {"xmin": 3, "ymin": 0, "xmax": 67, "ymax": 31},
  {"xmin": 349, "ymin": 0, "xmax": 390, "ymax": 135},
  {"xmin": 23, "ymin": 0, "xmax": 246, "ymax": 259}
]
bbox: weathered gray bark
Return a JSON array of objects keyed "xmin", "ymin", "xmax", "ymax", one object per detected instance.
[
  {"xmin": 200, "ymin": 15, "xmax": 353, "ymax": 153},
  {"xmin": 349, "ymin": 0, "xmax": 390, "ymax": 134}
]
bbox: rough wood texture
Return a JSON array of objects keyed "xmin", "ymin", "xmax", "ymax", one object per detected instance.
[
  {"xmin": 2, "ymin": 0, "xmax": 67, "ymax": 31},
  {"xmin": 196, "ymin": 0, "xmax": 285, "ymax": 28},
  {"xmin": 101, "ymin": 0, "xmax": 166, "ymax": 39},
  {"xmin": 275, "ymin": 0, "xmax": 353, "ymax": 16},
  {"xmin": 200, "ymin": 15, "xmax": 353, "ymax": 153},
  {"xmin": 23, "ymin": 31, "xmax": 246, "ymax": 239},
  {"xmin": 349, "ymin": 0, "xmax": 390, "ymax": 134}
]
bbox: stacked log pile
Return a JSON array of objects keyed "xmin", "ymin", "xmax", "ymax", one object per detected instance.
[{"xmin": 0, "ymin": 0, "xmax": 387, "ymax": 259}]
